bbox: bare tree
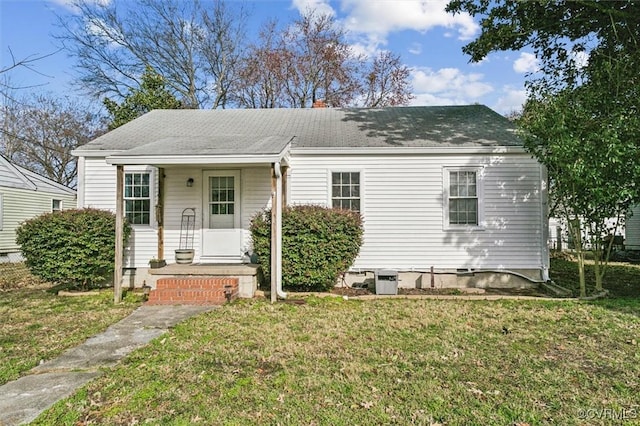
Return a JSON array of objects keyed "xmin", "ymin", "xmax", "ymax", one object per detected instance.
[
  {"xmin": 235, "ymin": 20, "xmax": 288, "ymax": 108},
  {"xmin": 56, "ymin": 0, "xmax": 248, "ymax": 109},
  {"xmin": 0, "ymin": 47, "xmax": 60, "ymax": 101},
  {"xmin": 363, "ymin": 51, "xmax": 413, "ymax": 108},
  {"xmin": 236, "ymin": 11, "xmax": 413, "ymax": 109},
  {"xmin": 281, "ymin": 11, "xmax": 363, "ymax": 108},
  {"xmin": 0, "ymin": 94, "xmax": 104, "ymax": 187}
]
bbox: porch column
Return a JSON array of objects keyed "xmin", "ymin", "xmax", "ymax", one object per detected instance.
[
  {"xmin": 270, "ymin": 164, "xmax": 277, "ymax": 303},
  {"xmin": 281, "ymin": 165, "xmax": 289, "ymax": 209},
  {"xmin": 114, "ymin": 165, "xmax": 124, "ymax": 304},
  {"xmin": 270, "ymin": 162, "xmax": 286, "ymax": 302},
  {"xmin": 157, "ymin": 167, "xmax": 165, "ymax": 260}
]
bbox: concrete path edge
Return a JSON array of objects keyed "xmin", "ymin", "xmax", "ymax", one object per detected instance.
[{"xmin": 0, "ymin": 305, "xmax": 215, "ymax": 426}]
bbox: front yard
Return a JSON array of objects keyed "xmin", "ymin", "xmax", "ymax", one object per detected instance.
[
  {"xmin": 34, "ymin": 286, "xmax": 640, "ymax": 425},
  {"xmin": 0, "ymin": 264, "xmax": 142, "ymax": 385},
  {"xmin": 2, "ymin": 258, "xmax": 638, "ymax": 425}
]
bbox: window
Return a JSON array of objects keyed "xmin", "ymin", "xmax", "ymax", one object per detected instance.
[
  {"xmin": 446, "ymin": 169, "xmax": 479, "ymax": 226},
  {"xmin": 52, "ymin": 199, "xmax": 62, "ymax": 212},
  {"xmin": 332, "ymin": 172, "xmax": 360, "ymax": 212},
  {"xmin": 0, "ymin": 193, "xmax": 3, "ymax": 231},
  {"xmin": 209, "ymin": 176, "xmax": 235, "ymax": 215},
  {"xmin": 124, "ymin": 172, "xmax": 151, "ymax": 225}
]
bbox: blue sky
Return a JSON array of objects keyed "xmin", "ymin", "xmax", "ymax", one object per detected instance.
[{"xmin": 0, "ymin": 0, "xmax": 538, "ymax": 114}]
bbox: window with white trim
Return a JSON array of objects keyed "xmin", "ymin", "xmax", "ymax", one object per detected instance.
[
  {"xmin": 331, "ymin": 172, "xmax": 360, "ymax": 212},
  {"xmin": 124, "ymin": 172, "xmax": 151, "ymax": 225},
  {"xmin": 445, "ymin": 169, "xmax": 480, "ymax": 226},
  {"xmin": 0, "ymin": 193, "xmax": 3, "ymax": 231},
  {"xmin": 52, "ymin": 199, "xmax": 62, "ymax": 212}
]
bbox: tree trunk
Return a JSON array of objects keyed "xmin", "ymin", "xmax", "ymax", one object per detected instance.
[{"xmin": 568, "ymin": 217, "xmax": 586, "ymax": 297}]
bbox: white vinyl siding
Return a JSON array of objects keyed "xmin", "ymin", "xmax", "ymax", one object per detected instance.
[
  {"xmin": 80, "ymin": 153, "xmax": 545, "ymax": 273},
  {"xmin": 80, "ymin": 158, "xmax": 273, "ymax": 266},
  {"xmin": 0, "ymin": 187, "xmax": 76, "ymax": 252},
  {"xmin": 289, "ymin": 152, "xmax": 545, "ymax": 271},
  {"xmin": 80, "ymin": 158, "xmax": 157, "ymax": 267},
  {"xmin": 162, "ymin": 166, "xmax": 272, "ymax": 263}
]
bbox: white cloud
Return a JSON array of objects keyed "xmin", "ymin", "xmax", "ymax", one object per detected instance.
[
  {"xmin": 408, "ymin": 42, "xmax": 422, "ymax": 55},
  {"xmin": 339, "ymin": 0, "xmax": 478, "ymax": 41},
  {"xmin": 513, "ymin": 52, "xmax": 539, "ymax": 74},
  {"xmin": 410, "ymin": 67, "xmax": 493, "ymax": 106},
  {"xmin": 291, "ymin": 0, "xmax": 336, "ymax": 16},
  {"xmin": 492, "ymin": 86, "xmax": 527, "ymax": 115},
  {"xmin": 48, "ymin": 0, "xmax": 111, "ymax": 13},
  {"xmin": 411, "ymin": 92, "xmax": 459, "ymax": 106},
  {"xmin": 291, "ymin": 0, "xmax": 478, "ymax": 52}
]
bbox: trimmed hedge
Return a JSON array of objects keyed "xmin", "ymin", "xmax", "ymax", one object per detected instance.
[
  {"xmin": 250, "ymin": 205, "xmax": 363, "ymax": 291},
  {"xmin": 15, "ymin": 208, "xmax": 131, "ymax": 290}
]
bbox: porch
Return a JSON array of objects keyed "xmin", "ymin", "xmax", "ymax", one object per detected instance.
[
  {"xmin": 146, "ymin": 263, "xmax": 260, "ymax": 305},
  {"xmin": 107, "ymin": 134, "xmax": 292, "ymax": 304}
]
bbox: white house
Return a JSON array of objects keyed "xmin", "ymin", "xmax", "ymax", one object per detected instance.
[
  {"xmin": 72, "ymin": 105, "xmax": 550, "ymax": 301},
  {"xmin": 0, "ymin": 154, "xmax": 77, "ymax": 260}
]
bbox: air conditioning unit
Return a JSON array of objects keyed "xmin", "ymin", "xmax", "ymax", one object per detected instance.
[{"xmin": 374, "ymin": 269, "xmax": 398, "ymax": 295}]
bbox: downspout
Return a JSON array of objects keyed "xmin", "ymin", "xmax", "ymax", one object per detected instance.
[
  {"xmin": 540, "ymin": 164, "xmax": 550, "ymax": 281},
  {"xmin": 274, "ymin": 162, "xmax": 287, "ymax": 299}
]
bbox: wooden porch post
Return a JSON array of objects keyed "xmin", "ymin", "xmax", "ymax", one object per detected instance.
[
  {"xmin": 270, "ymin": 163, "xmax": 277, "ymax": 303},
  {"xmin": 114, "ymin": 165, "xmax": 124, "ymax": 304},
  {"xmin": 157, "ymin": 167, "xmax": 165, "ymax": 260}
]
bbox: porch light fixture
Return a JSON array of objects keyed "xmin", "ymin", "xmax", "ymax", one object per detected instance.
[{"xmin": 186, "ymin": 178, "xmax": 194, "ymax": 187}]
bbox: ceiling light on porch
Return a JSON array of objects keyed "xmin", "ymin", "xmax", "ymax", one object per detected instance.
[{"xmin": 186, "ymin": 178, "xmax": 194, "ymax": 187}]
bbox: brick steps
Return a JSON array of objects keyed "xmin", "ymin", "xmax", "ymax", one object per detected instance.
[{"xmin": 147, "ymin": 277, "xmax": 239, "ymax": 305}]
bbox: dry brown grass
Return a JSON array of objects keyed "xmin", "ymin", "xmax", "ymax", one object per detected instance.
[{"xmin": 0, "ymin": 262, "xmax": 46, "ymax": 290}]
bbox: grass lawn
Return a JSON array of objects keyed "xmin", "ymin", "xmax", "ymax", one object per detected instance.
[
  {"xmin": 549, "ymin": 255, "xmax": 640, "ymax": 298},
  {"xmin": 0, "ymin": 264, "xmax": 143, "ymax": 385},
  {"xmin": 32, "ymin": 259, "xmax": 640, "ymax": 425}
]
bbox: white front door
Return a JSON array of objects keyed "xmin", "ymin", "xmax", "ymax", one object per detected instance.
[{"xmin": 202, "ymin": 170, "xmax": 243, "ymax": 260}]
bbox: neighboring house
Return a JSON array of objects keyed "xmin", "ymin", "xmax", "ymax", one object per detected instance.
[
  {"xmin": 73, "ymin": 105, "xmax": 550, "ymax": 297},
  {"xmin": 625, "ymin": 205, "xmax": 640, "ymax": 251},
  {"xmin": 548, "ymin": 216, "xmax": 625, "ymax": 252},
  {"xmin": 0, "ymin": 155, "xmax": 77, "ymax": 260}
]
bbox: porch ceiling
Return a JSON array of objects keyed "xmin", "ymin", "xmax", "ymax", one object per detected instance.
[{"xmin": 105, "ymin": 135, "xmax": 293, "ymax": 166}]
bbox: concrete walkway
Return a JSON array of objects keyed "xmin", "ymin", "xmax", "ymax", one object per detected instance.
[{"xmin": 0, "ymin": 305, "xmax": 216, "ymax": 426}]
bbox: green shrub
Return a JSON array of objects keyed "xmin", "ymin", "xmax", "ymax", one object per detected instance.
[
  {"xmin": 15, "ymin": 208, "xmax": 131, "ymax": 290},
  {"xmin": 250, "ymin": 205, "xmax": 363, "ymax": 291}
]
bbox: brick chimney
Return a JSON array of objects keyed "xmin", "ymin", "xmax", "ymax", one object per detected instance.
[{"xmin": 312, "ymin": 99, "xmax": 327, "ymax": 108}]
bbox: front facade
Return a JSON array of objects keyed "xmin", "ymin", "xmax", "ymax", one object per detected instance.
[
  {"xmin": 0, "ymin": 155, "xmax": 77, "ymax": 259},
  {"xmin": 74, "ymin": 106, "xmax": 549, "ymax": 295}
]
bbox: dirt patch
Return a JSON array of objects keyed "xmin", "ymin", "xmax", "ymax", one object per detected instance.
[
  {"xmin": 331, "ymin": 285, "xmax": 553, "ymax": 298},
  {"xmin": 0, "ymin": 262, "xmax": 47, "ymax": 290}
]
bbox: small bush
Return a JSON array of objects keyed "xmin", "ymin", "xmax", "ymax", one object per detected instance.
[
  {"xmin": 250, "ymin": 205, "xmax": 363, "ymax": 291},
  {"xmin": 15, "ymin": 208, "xmax": 131, "ymax": 290}
]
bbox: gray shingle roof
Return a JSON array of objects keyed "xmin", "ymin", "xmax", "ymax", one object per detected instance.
[
  {"xmin": 0, "ymin": 154, "xmax": 76, "ymax": 194},
  {"xmin": 77, "ymin": 105, "xmax": 521, "ymax": 155}
]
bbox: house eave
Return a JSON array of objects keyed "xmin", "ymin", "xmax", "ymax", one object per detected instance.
[
  {"xmin": 105, "ymin": 153, "xmax": 288, "ymax": 166},
  {"xmin": 73, "ymin": 150, "xmax": 127, "ymax": 159},
  {"xmin": 290, "ymin": 146, "xmax": 528, "ymax": 155}
]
